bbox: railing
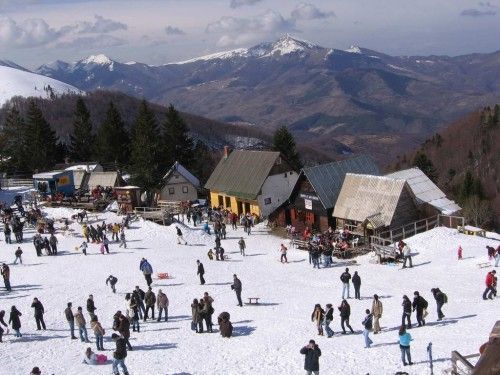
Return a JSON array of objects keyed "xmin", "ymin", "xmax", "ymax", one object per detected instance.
[
  {"xmin": 0, "ymin": 178, "xmax": 33, "ymax": 188},
  {"xmin": 450, "ymin": 351, "xmax": 475, "ymax": 375}
]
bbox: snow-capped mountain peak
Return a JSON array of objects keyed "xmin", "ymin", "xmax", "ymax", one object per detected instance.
[
  {"xmin": 250, "ymin": 35, "xmax": 320, "ymax": 58},
  {"xmin": 172, "ymin": 48, "xmax": 248, "ymax": 65},
  {"xmin": 81, "ymin": 54, "xmax": 113, "ymax": 65},
  {"xmin": 345, "ymin": 45, "xmax": 362, "ymax": 54}
]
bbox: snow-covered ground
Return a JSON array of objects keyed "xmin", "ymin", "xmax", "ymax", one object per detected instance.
[
  {"xmin": 0, "ymin": 206, "xmax": 498, "ymax": 375},
  {"xmin": 0, "ymin": 65, "xmax": 82, "ymax": 106}
]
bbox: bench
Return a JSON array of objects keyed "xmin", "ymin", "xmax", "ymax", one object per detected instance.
[
  {"xmin": 291, "ymin": 239, "xmax": 309, "ymax": 249},
  {"xmin": 477, "ymin": 262, "xmax": 491, "ymax": 269},
  {"xmin": 373, "ymin": 244, "xmax": 401, "ymax": 263},
  {"xmin": 247, "ymin": 297, "xmax": 260, "ymax": 304}
]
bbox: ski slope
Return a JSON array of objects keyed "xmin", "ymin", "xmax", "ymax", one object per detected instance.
[
  {"xmin": 0, "ymin": 206, "xmax": 498, "ymax": 374},
  {"xmin": 0, "ymin": 66, "xmax": 82, "ymax": 106}
]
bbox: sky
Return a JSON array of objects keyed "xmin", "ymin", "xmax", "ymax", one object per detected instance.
[{"xmin": 0, "ymin": 0, "xmax": 499, "ymax": 69}]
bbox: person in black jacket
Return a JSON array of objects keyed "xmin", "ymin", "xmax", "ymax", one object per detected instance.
[
  {"xmin": 300, "ymin": 340, "xmax": 321, "ymax": 375},
  {"xmin": 197, "ymin": 260, "xmax": 205, "ymax": 285},
  {"xmin": 323, "ymin": 304, "xmax": 334, "ymax": 338},
  {"xmin": 340, "ymin": 268, "xmax": 351, "ymax": 299},
  {"xmin": 111, "ymin": 333, "xmax": 129, "ymax": 375},
  {"xmin": 431, "ymin": 288, "xmax": 446, "ymax": 321},
  {"xmin": 9, "ymin": 305, "xmax": 22, "ymax": 337},
  {"xmin": 65, "ymin": 302, "xmax": 77, "ymax": 339},
  {"xmin": 31, "ymin": 298, "xmax": 46, "ymax": 330},
  {"xmin": 352, "ymin": 271, "xmax": 361, "ymax": 300},
  {"xmin": 402, "ymin": 295, "xmax": 412, "ymax": 328},
  {"xmin": 87, "ymin": 295, "xmax": 97, "ymax": 320},
  {"xmin": 412, "ymin": 291, "xmax": 428, "ymax": 327},
  {"xmin": 0, "ymin": 310, "xmax": 8, "ymax": 342},
  {"xmin": 362, "ymin": 309, "xmax": 373, "ymax": 348},
  {"xmin": 338, "ymin": 299, "xmax": 354, "ymax": 334},
  {"xmin": 231, "ymin": 274, "xmax": 243, "ymax": 307},
  {"xmin": 132, "ymin": 286, "xmax": 146, "ymax": 319}
]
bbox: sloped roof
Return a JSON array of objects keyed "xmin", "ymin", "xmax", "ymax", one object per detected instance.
[
  {"xmin": 163, "ymin": 161, "xmax": 200, "ymax": 188},
  {"xmin": 87, "ymin": 171, "xmax": 120, "ymax": 190},
  {"xmin": 302, "ymin": 155, "xmax": 380, "ymax": 209},
  {"xmin": 33, "ymin": 170, "xmax": 65, "ymax": 179},
  {"xmin": 333, "ymin": 174, "xmax": 407, "ymax": 228},
  {"xmin": 205, "ymin": 150, "xmax": 281, "ymax": 200},
  {"xmin": 386, "ymin": 167, "xmax": 461, "ymax": 214}
]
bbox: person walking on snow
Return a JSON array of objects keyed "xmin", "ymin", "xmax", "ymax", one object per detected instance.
[
  {"xmin": 495, "ymin": 245, "xmax": 500, "ymax": 267},
  {"xmin": 340, "ymin": 268, "xmax": 351, "ymax": 299},
  {"xmin": 483, "ymin": 270, "xmax": 496, "ymax": 300},
  {"xmin": 3, "ymin": 223, "xmax": 11, "ymax": 244},
  {"xmin": 0, "ymin": 310, "xmax": 8, "ymax": 342},
  {"xmin": 31, "ymin": 297, "xmax": 46, "ymax": 330},
  {"xmin": 90, "ymin": 316, "xmax": 105, "ymax": 351},
  {"xmin": 176, "ymin": 226, "xmax": 187, "ymax": 245},
  {"xmin": 106, "ymin": 275, "xmax": 118, "ymax": 293},
  {"xmin": 371, "ymin": 294, "xmax": 383, "ymax": 334},
  {"xmin": 13, "ymin": 247, "xmax": 23, "ymax": 265},
  {"xmin": 362, "ymin": 309, "xmax": 373, "ymax": 348},
  {"xmin": 412, "ymin": 291, "xmax": 427, "ymax": 327},
  {"xmin": 338, "ymin": 299, "xmax": 354, "ymax": 334},
  {"xmin": 398, "ymin": 325, "xmax": 414, "ymax": 366},
  {"xmin": 401, "ymin": 242, "xmax": 413, "ymax": 268},
  {"xmin": 402, "ymin": 295, "xmax": 412, "ymax": 328},
  {"xmin": 9, "ymin": 305, "xmax": 22, "ymax": 337},
  {"xmin": 431, "ymin": 288, "xmax": 446, "ymax": 320},
  {"xmin": 144, "ymin": 287, "xmax": 156, "ymax": 321},
  {"xmin": 300, "ymin": 339, "xmax": 321, "ymax": 375},
  {"xmin": 49, "ymin": 234, "xmax": 58, "ymax": 255},
  {"xmin": 238, "ymin": 237, "xmax": 246, "ymax": 256},
  {"xmin": 1, "ymin": 263, "xmax": 11, "ymax": 291},
  {"xmin": 197, "ymin": 260, "xmax": 205, "ymax": 285},
  {"xmin": 119, "ymin": 230, "xmax": 127, "ymax": 248},
  {"xmin": 87, "ymin": 295, "xmax": 97, "ymax": 321},
  {"xmin": 65, "ymin": 302, "xmax": 77, "ymax": 339},
  {"xmin": 75, "ymin": 306, "xmax": 90, "ymax": 343},
  {"xmin": 139, "ymin": 258, "xmax": 153, "ymax": 287},
  {"xmin": 352, "ymin": 271, "xmax": 361, "ymax": 300},
  {"xmin": 111, "ymin": 333, "xmax": 129, "ymax": 375},
  {"xmin": 323, "ymin": 304, "xmax": 334, "ymax": 338},
  {"xmin": 231, "ymin": 274, "xmax": 243, "ymax": 307},
  {"xmin": 280, "ymin": 244, "xmax": 288, "ymax": 263},
  {"xmin": 156, "ymin": 289, "xmax": 169, "ymax": 322},
  {"xmin": 311, "ymin": 304, "xmax": 325, "ymax": 336},
  {"xmin": 79, "ymin": 241, "xmax": 88, "ymax": 256}
]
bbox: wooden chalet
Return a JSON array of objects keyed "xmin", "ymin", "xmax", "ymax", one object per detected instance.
[
  {"xmin": 270, "ymin": 155, "xmax": 379, "ymax": 232},
  {"xmin": 205, "ymin": 148, "xmax": 298, "ymax": 217},
  {"xmin": 159, "ymin": 161, "xmax": 200, "ymax": 202}
]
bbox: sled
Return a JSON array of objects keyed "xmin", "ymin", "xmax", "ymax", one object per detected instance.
[
  {"xmin": 157, "ymin": 272, "xmax": 171, "ymax": 280},
  {"xmin": 246, "ymin": 297, "xmax": 260, "ymax": 305}
]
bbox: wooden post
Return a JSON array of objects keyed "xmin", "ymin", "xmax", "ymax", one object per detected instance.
[
  {"xmin": 426, "ymin": 219, "xmax": 429, "ymax": 231},
  {"xmin": 402, "ymin": 227, "xmax": 405, "ymax": 239}
]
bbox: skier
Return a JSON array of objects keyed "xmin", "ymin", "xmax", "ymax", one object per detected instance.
[
  {"xmin": 31, "ymin": 297, "xmax": 46, "ymax": 330},
  {"xmin": 483, "ymin": 270, "xmax": 496, "ymax": 300},
  {"xmin": 231, "ymin": 274, "xmax": 243, "ymax": 307},
  {"xmin": 371, "ymin": 294, "xmax": 383, "ymax": 334},
  {"xmin": 412, "ymin": 291, "xmax": 428, "ymax": 327},
  {"xmin": 401, "ymin": 242, "xmax": 413, "ymax": 268},
  {"xmin": 338, "ymin": 299, "xmax": 354, "ymax": 334},
  {"xmin": 1, "ymin": 263, "xmax": 11, "ymax": 291},
  {"xmin": 197, "ymin": 260, "xmax": 206, "ymax": 285},
  {"xmin": 398, "ymin": 325, "xmax": 414, "ymax": 366},
  {"xmin": 300, "ymin": 340, "xmax": 321, "ymax": 375},
  {"xmin": 280, "ymin": 243, "xmax": 288, "ymax": 263},
  {"xmin": 87, "ymin": 295, "xmax": 97, "ymax": 321},
  {"xmin": 13, "ymin": 247, "xmax": 23, "ymax": 265},
  {"xmin": 139, "ymin": 258, "xmax": 153, "ymax": 287},
  {"xmin": 362, "ymin": 309, "xmax": 373, "ymax": 348},
  {"xmin": 238, "ymin": 237, "xmax": 246, "ymax": 256},
  {"xmin": 352, "ymin": 271, "xmax": 361, "ymax": 300},
  {"xmin": 8, "ymin": 306, "xmax": 22, "ymax": 338},
  {"xmin": 144, "ymin": 287, "xmax": 156, "ymax": 321},
  {"xmin": 90, "ymin": 316, "xmax": 105, "ymax": 351},
  {"xmin": 106, "ymin": 275, "xmax": 118, "ymax": 293},
  {"xmin": 311, "ymin": 304, "xmax": 325, "ymax": 336},
  {"xmin": 340, "ymin": 268, "xmax": 351, "ymax": 299},
  {"xmin": 176, "ymin": 226, "xmax": 187, "ymax": 245},
  {"xmin": 323, "ymin": 303, "xmax": 334, "ymax": 338},
  {"xmin": 156, "ymin": 289, "xmax": 169, "ymax": 322},
  {"xmin": 75, "ymin": 306, "xmax": 90, "ymax": 343},
  {"xmin": 431, "ymin": 288, "xmax": 446, "ymax": 320},
  {"xmin": 111, "ymin": 333, "xmax": 130, "ymax": 375},
  {"xmin": 65, "ymin": 302, "xmax": 77, "ymax": 339},
  {"xmin": 402, "ymin": 295, "xmax": 412, "ymax": 328}
]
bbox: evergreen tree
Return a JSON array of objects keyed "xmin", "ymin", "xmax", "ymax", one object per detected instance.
[
  {"xmin": 272, "ymin": 126, "xmax": 302, "ymax": 170},
  {"xmin": 69, "ymin": 98, "xmax": 94, "ymax": 162},
  {"xmin": 94, "ymin": 101, "xmax": 129, "ymax": 166},
  {"xmin": 492, "ymin": 104, "xmax": 499, "ymax": 126},
  {"xmin": 1, "ymin": 106, "xmax": 29, "ymax": 172},
  {"xmin": 413, "ymin": 151, "xmax": 437, "ymax": 182},
  {"xmin": 25, "ymin": 100, "xmax": 58, "ymax": 172},
  {"xmin": 162, "ymin": 104, "xmax": 194, "ymax": 169},
  {"xmin": 459, "ymin": 171, "xmax": 484, "ymax": 203},
  {"xmin": 129, "ymin": 100, "xmax": 162, "ymax": 204},
  {"xmin": 192, "ymin": 140, "xmax": 214, "ymax": 185}
]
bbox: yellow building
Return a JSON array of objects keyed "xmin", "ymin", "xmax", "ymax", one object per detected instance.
[{"xmin": 205, "ymin": 148, "xmax": 298, "ymax": 218}]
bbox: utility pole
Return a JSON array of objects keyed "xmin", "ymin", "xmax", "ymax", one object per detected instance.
[{"xmin": 427, "ymin": 342, "xmax": 434, "ymax": 375}]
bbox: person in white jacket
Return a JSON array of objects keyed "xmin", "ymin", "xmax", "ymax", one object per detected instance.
[{"xmin": 402, "ymin": 244, "xmax": 413, "ymax": 268}]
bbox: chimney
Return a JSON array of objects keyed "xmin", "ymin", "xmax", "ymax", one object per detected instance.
[{"xmin": 223, "ymin": 146, "xmax": 231, "ymax": 159}]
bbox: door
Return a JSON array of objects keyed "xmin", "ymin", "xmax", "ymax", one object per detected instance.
[
  {"xmin": 237, "ymin": 201, "xmax": 243, "ymax": 215},
  {"xmin": 218, "ymin": 195, "xmax": 223, "ymax": 207},
  {"xmin": 284, "ymin": 209, "xmax": 291, "ymax": 226},
  {"xmin": 244, "ymin": 202, "xmax": 250, "ymax": 214}
]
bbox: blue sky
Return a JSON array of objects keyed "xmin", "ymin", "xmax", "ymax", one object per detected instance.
[{"xmin": 0, "ymin": 0, "xmax": 499, "ymax": 68}]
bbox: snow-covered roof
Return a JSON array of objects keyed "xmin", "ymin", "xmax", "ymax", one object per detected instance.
[
  {"xmin": 385, "ymin": 168, "xmax": 461, "ymax": 214},
  {"xmin": 163, "ymin": 162, "xmax": 200, "ymax": 188},
  {"xmin": 64, "ymin": 164, "xmax": 100, "ymax": 172},
  {"xmin": 33, "ymin": 171, "xmax": 65, "ymax": 179}
]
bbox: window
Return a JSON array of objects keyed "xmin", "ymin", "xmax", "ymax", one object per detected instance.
[
  {"xmin": 182, "ymin": 186, "xmax": 188, "ymax": 193},
  {"xmin": 264, "ymin": 197, "xmax": 272, "ymax": 205},
  {"xmin": 168, "ymin": 187, "xmax": 175, "ymax": 194},
  {"xmin": 225, "ymin": 196, "xmax": 231, "ymax": 208}
]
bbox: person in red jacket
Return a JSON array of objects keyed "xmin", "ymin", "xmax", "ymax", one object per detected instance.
[{"xmin": 483, "ymin": 270, "xmax": 496, "ymax": 300}]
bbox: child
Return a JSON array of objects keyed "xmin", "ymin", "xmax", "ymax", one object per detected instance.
[
  {"xmin": 80, "ymin": 242, "xmax": 88, "ymax": 256},
  {"xmin": 457, "ymin": 245, "xmax": 463, "ymax": 260},
  {"xmin": 119, "ymin": 231, "xmax": 127, "ymax": 248},
  {"xmin": 207, "ymin": 249, "xmax": 214, "ymax": 260},
  {"xmin": 82, "ymin": 347, "xmax": 107, "ymax": 365}
]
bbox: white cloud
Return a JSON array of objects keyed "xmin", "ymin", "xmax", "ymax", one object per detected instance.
[
  {"xmin": 73, "ymin": 14, "xmax": 127, "ymax": 34},
  {"xmin": 164, "ymin": 25, "xmax": 185, "ymax": 35},
  {"xmin": 291, "ymin": 3, "xmax": 335, "ymax": 20},
  {"xmin": 56, "ymin": 34, "xmax": 125, "ymax": 49},
  {"xmin": 0, "ymin": 16, "xmax": 62, "ymax": 47},
  {"xmin": 229, "ymin": 0, "xmax": 263, "ymax": 9}
]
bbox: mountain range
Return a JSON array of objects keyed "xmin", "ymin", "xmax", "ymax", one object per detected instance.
[{"xmin": 3, "ymin": 35, "xmax": 500, "ymax": 161}]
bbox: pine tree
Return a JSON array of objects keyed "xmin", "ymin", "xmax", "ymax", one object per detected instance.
[
  {"xmin": 272, "ymin": 126, "xmax": 302, "ymax": 170},
  {"xmin": 459, "ymin": 171, "xmax": 484, "ymax": 203},
  {"xmin": 192, "ymin": 140, "xmax": 214, "ymax": 185},
  {"xmin": 492, "ymin": 104, "xmax": 499, "ymax": 126},
  {"xmin": 70, "ymin": 98, "xmax": 94, "ymax": 162},
  {"xmin": 94, "ymin": 101, "xmax": 129, "ymax": 166},
  {"xmin": 25, "ymin": 100, "xmax": 58, "ymax": 172},
  {"xmin": 1, "ymin": 106, "xmax": 29, "ymax": 172},
  {"xmin": 413, "ymin": 151, "xmax": 437, "ymax": 182},
  {"xmin": 129, "ymin": 100, "xmax": 163, "ymax": 204},
  {"xmin": 162, "ymin": 104, "xmax": 194, "ymax": 169}
]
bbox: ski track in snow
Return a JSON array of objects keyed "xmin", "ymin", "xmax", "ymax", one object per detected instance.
[{"xmin": 0, "ymin": 204, "xmax": 498, "ymax": 375}]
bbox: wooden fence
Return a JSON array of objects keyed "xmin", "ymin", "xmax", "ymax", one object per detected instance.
[{"xmin": 0, "ymin": 178, "xmax": 33, "ymax": 188}]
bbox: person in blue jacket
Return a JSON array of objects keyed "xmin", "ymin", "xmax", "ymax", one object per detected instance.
[{"xmin": 398, "ymin": 325, "xmax": 414, "ymax": 366}]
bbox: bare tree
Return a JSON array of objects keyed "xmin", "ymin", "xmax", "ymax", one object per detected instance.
[{"xmin": 462, "ymin": 196, "xmax": 493, "ymax": 228}]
